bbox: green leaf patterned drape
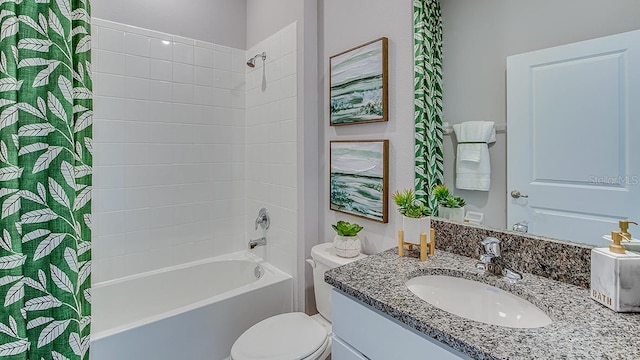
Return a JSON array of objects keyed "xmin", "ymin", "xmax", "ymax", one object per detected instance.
[
  {"xmin": 0, "ymin": 0, "xmax": 92, "ymax": 359},
  {"xmin": 413, "ymin": 0, "xmax": 444, "ymax": 213}
]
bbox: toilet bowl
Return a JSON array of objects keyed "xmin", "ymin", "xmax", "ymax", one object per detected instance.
[{"xmin": 230, "ymin": 242, "xmax": 366, "ymax": 360}]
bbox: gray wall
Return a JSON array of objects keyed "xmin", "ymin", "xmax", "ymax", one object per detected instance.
[
  {"xmin": 441, "ymin": 0, "xmax": 640, "ymax": 229},
  {"xmin": 246, "ymin": 0, "xmax": 300, "ymax": 49},
  {"xmin": 299, "ymin": 0, "xmax": 319, "ymax": 315},
  {"xmin": 319, "ymin": 0, "xmax": 640, "ymax": 241},
  {"xmin": 320, "ymin": 0, "xmax": 415, "ymax": 255},
  {"xmin": 92, "ymin": 0, "xmax": 247, "ymax": 49}
]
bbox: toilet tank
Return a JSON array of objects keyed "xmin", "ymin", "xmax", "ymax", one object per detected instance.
[{"xmin": 310, "ymin": 243, "xmax": 367, "ymax": 322}]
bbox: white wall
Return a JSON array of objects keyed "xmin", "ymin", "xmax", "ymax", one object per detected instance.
[
  {"xmin": 92, "ymin": 19, "xmax": 246, "ymax": 282},
  {"xmin": 441, "ymin": 0, "xmax": 640, "ymax": 229},
  {"xmin": 245, "ymin": 23, "xmax": 299, "ymax": 278},
  {"xmin": 320, "ymin": 1, "xmax": 414, "ymax": 254},
  {"xmin": 92, "ymin": 0, "xmax": 247, "ymax": 49}
]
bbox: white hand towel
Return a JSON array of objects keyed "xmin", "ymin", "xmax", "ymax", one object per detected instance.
[
  {"xmin": 458, "ymin": 143, "xmax": 483, "ymax": 163},
  {"xmin": 452, "ymin": 121, "xmax": 496, "ymax": 191}
]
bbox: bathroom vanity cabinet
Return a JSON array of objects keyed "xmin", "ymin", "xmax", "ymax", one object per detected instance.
[{"xmin": 331, "ymin": 290, "xmax": 470, "ymax": 360}]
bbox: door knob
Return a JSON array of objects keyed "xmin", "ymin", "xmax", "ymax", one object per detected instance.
[{"xmin": 510, "ymin": 190, "xmax": 529, "ymax": 199}]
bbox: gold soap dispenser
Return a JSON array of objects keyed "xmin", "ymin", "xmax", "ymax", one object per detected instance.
[
  {"xmin": 618, "ymin": 220, "xmax": 638, "ymax": 241},
  {"xmin": 609, "ymin": 231, "xmax": 629, "ymax": 254},
  {"xmin": 590, "ymin": 221, "xmax": 640, "ymax": 313}
]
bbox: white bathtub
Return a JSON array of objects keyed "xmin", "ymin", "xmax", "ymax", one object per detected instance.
[{"xmin": 91, "ymin": 251, "xmax": 293, "ymax": 360}]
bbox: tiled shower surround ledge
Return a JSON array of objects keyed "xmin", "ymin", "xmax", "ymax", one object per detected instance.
[{"xmin": 325, "ymin": 249, "xmax": 640, "ymax": 359}]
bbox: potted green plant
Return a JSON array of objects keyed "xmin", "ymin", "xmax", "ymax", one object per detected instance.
[
  {"xmin": 433, "ymin": 185, "xmax": 466, "ymax": 222},
  {"xmin": 392, "ymin": 189, "xmax": 431, "ymax": 243},
  {"xmin": 331, "ymin": 220, "xmax": 364, "ymax": 258}
]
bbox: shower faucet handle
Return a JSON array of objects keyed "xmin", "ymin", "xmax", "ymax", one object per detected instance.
[{"xmin": 255, "ymin": 208, "xmax": 270, "ymax": 230}]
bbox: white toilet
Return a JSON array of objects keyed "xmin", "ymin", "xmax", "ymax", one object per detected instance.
[{"xmin": 230, "ymin": 242, "xmax": 366, "ymax": 360}]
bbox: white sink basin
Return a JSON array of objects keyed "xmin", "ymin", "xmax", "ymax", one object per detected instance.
[{"xmin": 406, "ymin": 275, "xmax": 552, "ymax": 328}]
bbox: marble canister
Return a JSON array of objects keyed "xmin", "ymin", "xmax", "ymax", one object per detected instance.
[{"xmin": 591, "ymin": 248, "xmax": 640, "ymax": 312}]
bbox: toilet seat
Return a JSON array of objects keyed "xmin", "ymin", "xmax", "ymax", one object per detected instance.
[{"xmin": 230, "ymin": 312, "xmax": 329, "ymax": 360}]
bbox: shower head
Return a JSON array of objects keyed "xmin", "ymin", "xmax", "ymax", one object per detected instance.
[{"xmin": 246, "ymin": 52, "xmax": 267, "ymax": 68}]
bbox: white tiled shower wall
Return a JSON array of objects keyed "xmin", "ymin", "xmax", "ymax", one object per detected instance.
[
  {"xmin": 245, "ymin": 23, "xmax": 298, "ymax": 276},
  {"xmin": 92, "ymin": 19, "xmax": 247, "ymax": 282}
]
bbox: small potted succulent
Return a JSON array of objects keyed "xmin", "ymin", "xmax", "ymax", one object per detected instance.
[
  {"xmin": 331, "ymin": 220, "xmax": 364, "ymax": 258},
  {"xmin": 433, "ymin": 185, "xmax": 466, "ymax": 222},
  {"xmin": 392, "ymin": 189, "xmax": 431, "ymax": 243}
]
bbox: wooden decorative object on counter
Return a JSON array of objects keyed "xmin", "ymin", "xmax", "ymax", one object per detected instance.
[{"xmin": 398, "ymin": 228, "xmax": 435, "ymax": 262}]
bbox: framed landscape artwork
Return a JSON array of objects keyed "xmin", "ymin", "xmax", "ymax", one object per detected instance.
[
  {"xmin": 330, "ymin": 37, "xmax": 388, "ymax": 126},
  {"xmin": 330, "ymin": 140, "xmax": 389, "ymax": 223}
]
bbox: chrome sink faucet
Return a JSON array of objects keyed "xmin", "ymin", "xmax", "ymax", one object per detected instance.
[
  {"xmin": 512, "ymin": 220, "xmax": 529, "ymax": 233},
  {"xmin": 477, "ymin": 237, "xmax": 522, "ymax": 281},
  {"xmin": 478, "ymin": 237, "xmax": 501, "ymax": 275}
]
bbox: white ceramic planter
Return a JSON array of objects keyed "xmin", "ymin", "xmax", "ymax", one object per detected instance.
[
  {"xmin": 333, "ymin": 235, "xmax": 362, "ymax": 258},
  {"xmin": 401, "ymin": 216, "xmax": 431, "ymax": 244},
  {"xmin": 438, "ymin": 206, "xmax": 465, "ymax": 222}
]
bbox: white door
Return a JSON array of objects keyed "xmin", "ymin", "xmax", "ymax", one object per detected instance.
[{"xmin": 507, "ymin": 30, "xmax": 640, "ymax": 246}]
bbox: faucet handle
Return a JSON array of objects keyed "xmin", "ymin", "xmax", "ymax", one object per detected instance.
[
  {"xmin": 481, "ymin": 237, "xmax": 501, "ymax": 257},
  {"xmin": 255, "ymin": 208, "xmax": 270, "ymax": 230},
  {"xmin": 479, "ymin": 254, "xmax": 494, "ymax": 264}
]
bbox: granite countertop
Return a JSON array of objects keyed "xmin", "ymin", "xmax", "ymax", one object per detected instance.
[{"xmin": 325, "ymin": 249, "xmax": 640, "ymax": 360}]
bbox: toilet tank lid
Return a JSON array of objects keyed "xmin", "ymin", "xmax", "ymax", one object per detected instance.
[{"xmin": 311, "ymin": 242, "xmax": 367, "ymax": 268}]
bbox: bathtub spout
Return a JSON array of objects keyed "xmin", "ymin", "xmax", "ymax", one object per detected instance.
[{"xmin": 249, "ymin": 237, "xmax": 267, "ymax": 249}]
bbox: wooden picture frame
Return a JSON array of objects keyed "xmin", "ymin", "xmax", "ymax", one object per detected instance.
[
  {"xmin": 330, "ymin": 140, "xmax": 389, "ymax": 223},
  {"xmin": 329, "ymin": 37, "xmax": 389, "ymax": 126}
]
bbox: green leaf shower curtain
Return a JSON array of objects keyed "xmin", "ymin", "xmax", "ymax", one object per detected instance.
[
  {"xmin": 413, "ymin": 0, "xmax": 444, "ymax": 213},
  {"xmin": 0, "ymin": 0, "xmax": 92, "ymax": 359}
]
